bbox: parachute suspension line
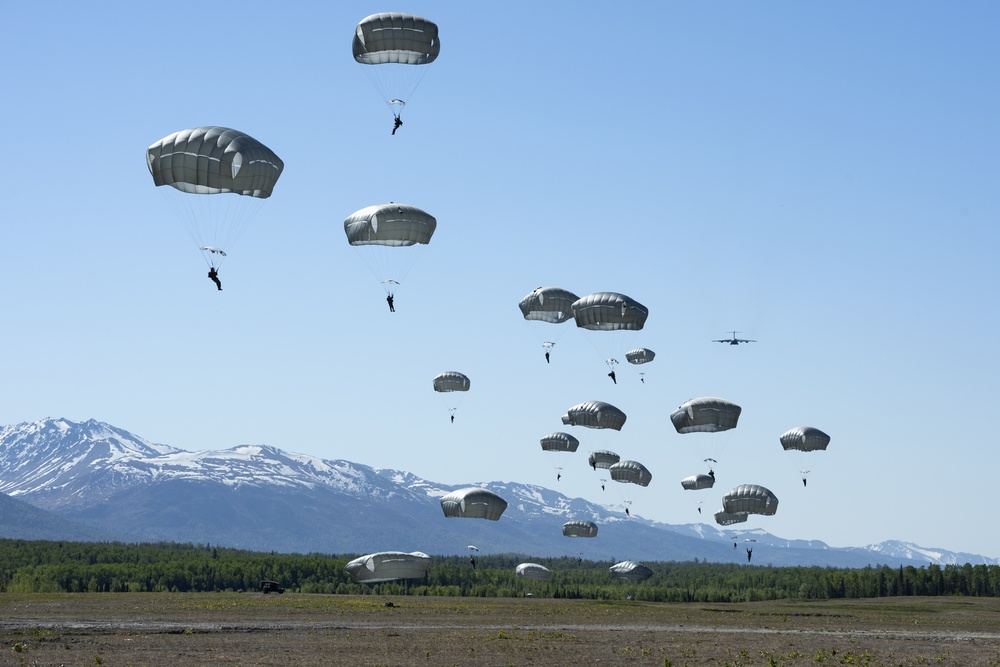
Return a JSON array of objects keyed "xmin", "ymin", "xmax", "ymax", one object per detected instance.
[
  {"xmin": 589, "ymin": 462, "xmax": 608, "ymax": 493},
  {"xmin": 351, "ymin": 244, "xmax": 427, "ymax": 298},
  {"xmin": 157, "ymin": 187, "xmax": 264, "ymax": 269},
  {"xmin": 381, "ymin": 279, "xmax": 400, "ymax": 297},
  {"xmin": 357, "ymin": 58, "xmax": 434, "ymax": 118},
  {"xmin": 399, "ymin": 64, "xmax": 432, "ymax": 111},
  {"xmin": 609, "ymin": 482, "xmax": 633, "ymax": 516},
  {"xmin": 579, "ymin": 328, "xmax": 627, "ymax": 379},
  {"xmin": 159, "ymin": 188, "xmax": 218, "ymax": 268},
  {"xmin": 679, "ymin": 431, "xmax": 735, "ymax": 483}
]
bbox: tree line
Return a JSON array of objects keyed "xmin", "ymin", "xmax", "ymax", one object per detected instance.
[{"xmin": 1, "ymin": 539, "xmax": 998, "ymax": 601}]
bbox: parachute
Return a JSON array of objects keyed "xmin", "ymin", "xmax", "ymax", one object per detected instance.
[
  {"xmin": 433, "ymin": 371, "xmax": 470, "ymax": 393},
  {"xmin": 518, "ymin": 287, "xmax": 580, "ymax": 361},
  {"xmin": 562, "ymin": 520, "xmax": 598, "ymax": 538},
  {"xmin": 680, "ymin": 473, "xmax": 715, "ymax": 491},
  {"xmin": 561, "ymin": 401, "xmax": 626, "ymax": 431},
  {"xmin": 353, "ymin": 12, "xmax": 440, "ymax": 118},
  {"xmin": 515, "ymin": 562, "xmax": 552, "ymax": 581},
  {"xmin": 780, "ymin": 426, "xmax": 831, "ymax": 452},
  {"xmin": 588, "ymin": 450, "xmax": 620, "ymax": 469},
  {"xmin": 780, "ymin": 426, "xmax": 830, "ymax": 486},
  {"xmin": 344, "ymin": 551, "xmax": 431, "ymax": 583},
  {"xmin": 147, "ymin": 126, "xmax": 283, "ymax": 268},
  {"xmin": 625, "ymin": 348, "xmax": 655, "ymax": 364},
  {"xmin": 572, "ymin": 292, "xmax": 649, "ymax": 331},
  {"xmin": 345, "ymin": 202, "xmax": 437, "ymax": 296},
  {"xmin": 714, "ymin": 510, "xmax": 749, "ymax": 526},
  {"xmin": 609, "ymin": 460, "xmax": 652, "ymax": 487},
  {"xmin": 722, "ymin": 484, "xmax": 779, "ymax": 516},
  {"xmin": 440, "ymin": 487, "xmax": 507, "ymax": 520},
  {"xmin": 519, "ymin": 286, "xmax": 579, "ymax": 323},
  {"xmin": 540, "ymin": 432, "xmax": 580, "ymax": 452},
  {"xmin": 670, "ymin": 397, "xmax": 742, "ymax": 433},
  {"xmin": 433, "ymin": 371, "xmax": 470, "ymax": 420},
  {"xmin": 572, "ymin": 292, "xmax": 649, "ymax": 375},
  {"xmin": 610, "ymin": 560, "xmax": 653, "ymax": 581}
]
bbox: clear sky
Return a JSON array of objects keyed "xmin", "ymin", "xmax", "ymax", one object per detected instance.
[{"xmin": 2, "ymin": 2, "xmax": 998, "ymax": 558}]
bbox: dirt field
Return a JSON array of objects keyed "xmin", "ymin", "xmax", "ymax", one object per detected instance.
[{"xmin": 2, "ymin": 593, "xmax": 999, "ymax": 666}]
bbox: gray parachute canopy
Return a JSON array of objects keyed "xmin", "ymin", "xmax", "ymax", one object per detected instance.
[
  {"xmin": 780, "ymin": 426, "xmax": 831, "ymax": 452},
  {"xmin": 440, "ymin": 487, "xmax": 507, "ymax": 520},
  {"xmin": 610, "ymin": 560, "xmax": 653, "ymax": 581},
  {"xmin": 540, "ymin": 432, "xmax": 580, "ymax": 452},
  {"xmin": 670, "ymin": 397, "xmax": 742, "ymax": 433},
  {"xmin": 345, "ymin": 203, "xmax": 437, "ymax": 247},
  {"xmin": 562, "ymin": 520, "xmax": 598, "ymax": 538},
  {"xmin": 588, "ymin": 449, "xmax": 620, "ymax": 469},
  {"xmin": 515, "ymin": 562, "xmax": 552, "ymax": 581},
  {"xmin": 680, "ymin": 473, "xmax": 715, "ymax": 491},
  {"xmin": 353, "ymin": 13, "xmax": 440, "ymax": 65},
  {"xmin": 609, "ymin": 460, "xmax": 652, "ymax": 487},
  {"xmin": 722, "ymin": 484, "xmax": 779, "ymax": 516},
  {"xmin": 561, "ymin": 401, "xmax": 626, "ymax": 430},
  {"xmin": 518, "ymin": 287, "xmax": 580, "ymax": 324},
  {"xmin": 625, "ymin": 348, "xmax": 655, "ymax": 365},
  {"xmin": 147, "ymin": 126, "xmax": 284, "ymax": 198},
  {"xmin": 433, "ymin": 371, "xmax": 470, "ymax": 393},
  {"xmin": 571, "ymin": 292, "xmax": 649, "ymax": 331},
  {"xmin": 714, "ymin": 510, "xmax": 749, "ymax": 526},
  {"xmin": 344, "ymin": 551, "xmax": 431, "ymax": 583}
]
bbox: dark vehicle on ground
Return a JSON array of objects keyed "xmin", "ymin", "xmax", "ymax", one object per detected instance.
[{"xmin": 259, "ymin": 580, "xmax": 285, "ymax": 594}]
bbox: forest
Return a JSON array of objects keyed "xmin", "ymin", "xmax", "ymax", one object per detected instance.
[{"xmin": 1, "ymin": 539, "xmax": 998, "ymax": 601}]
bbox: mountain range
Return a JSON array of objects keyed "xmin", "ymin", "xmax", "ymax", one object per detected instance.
[{"xmin": 1, "ymin": 418, "xmax": 995, "ymax": 568}]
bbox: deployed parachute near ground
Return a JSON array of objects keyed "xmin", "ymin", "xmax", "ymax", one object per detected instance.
[
  {"xmin": 625, "ymin": 348, "xmax": 655, "ymax": 365},
  {"xmin": 780, "ymin": 426, "xmax": 831, "ymax": 452},
  {"xmin": 433, "ymin": 371, "xmax": 470, "ymax": 393},
  {"xmin": 610, "ymin": 560, "xmax": 653, "ymax": 581},
  {"xmin": 345, "ymin": 203, "xmax": 437, "ymax": 296},
  {"xmin": 562, "ymin": 401, "xmax": 626, "ymax": 431},
  {"xmin": 353, "ymin": 12, "xmax": 440, "ymax": 118},
  {"xmin": 147, "ymin": 126, "xmax": 283, "ymax": 268},
  {"xmin": 344, "ymin": 551, "xmax": 431, "ymax": 583},
  {"xmin": 680, "ymin": 473, "xmax": 715, "ymax": 491},
  {"xmin": 714, "ymin": 510, "xmax": 749, "ymax": 526},
  {"xmin": 515, "ymin": 562, "xmax": 552, "ymax": 581},
  {"xmin": 540, "ymin": 432, "xmax": 580, "ymax": 452},
  {"xmin": 562, "ymin": 520, "xmax": 598, "ymax": 538},
  {"xmin": 440, "ymin": 487, "xmax": 507, "ymax": 520},
  {"xmin": 610, "ymin": 460, "xmax": 652, "ymax": 487},
  {"xmin": 588, "ymin": 450, "xmax": 620, "ymax": 469},
  {"xmin": 670, "ymin": 397, "xmax": 742, "ymax": 433},
  {"xmin": 722, "ymin": 484, "xmax": 778, "ymax": 516}
]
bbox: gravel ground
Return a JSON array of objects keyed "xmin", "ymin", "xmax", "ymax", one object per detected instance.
[{"xmin": 2, "ymin": 593, "xmax": 1000, "ymax": 666}]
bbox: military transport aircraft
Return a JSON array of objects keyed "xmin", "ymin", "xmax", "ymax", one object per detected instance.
[{"xmin": 713, "ymin": 331, "xmax": 756, "ymax": 345}]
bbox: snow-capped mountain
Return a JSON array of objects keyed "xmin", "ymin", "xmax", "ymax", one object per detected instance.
[
  {"xmin": 0, "ymin": 418, "xmax": 417, "ymax": 504},
  {"xmin": 859, "ymin": 540, "xmax": 1000, "ymax": 566},
  {"xmin": 0, "ymin": 418, "xmax": 993, "ymax": 567},
  {"xmin": 0, "ymin": 418, "xmax": 180, "ymax": 507}
]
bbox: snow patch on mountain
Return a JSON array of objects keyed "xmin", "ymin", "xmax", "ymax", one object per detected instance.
[{"xmin": 862, "ymin": 540, "xmax": 1000, "ymax": 566}]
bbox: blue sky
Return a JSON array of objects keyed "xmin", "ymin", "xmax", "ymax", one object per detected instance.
[{"xmin": 2, "ymin": 2, "xmax": 998, "ymax": 557}]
